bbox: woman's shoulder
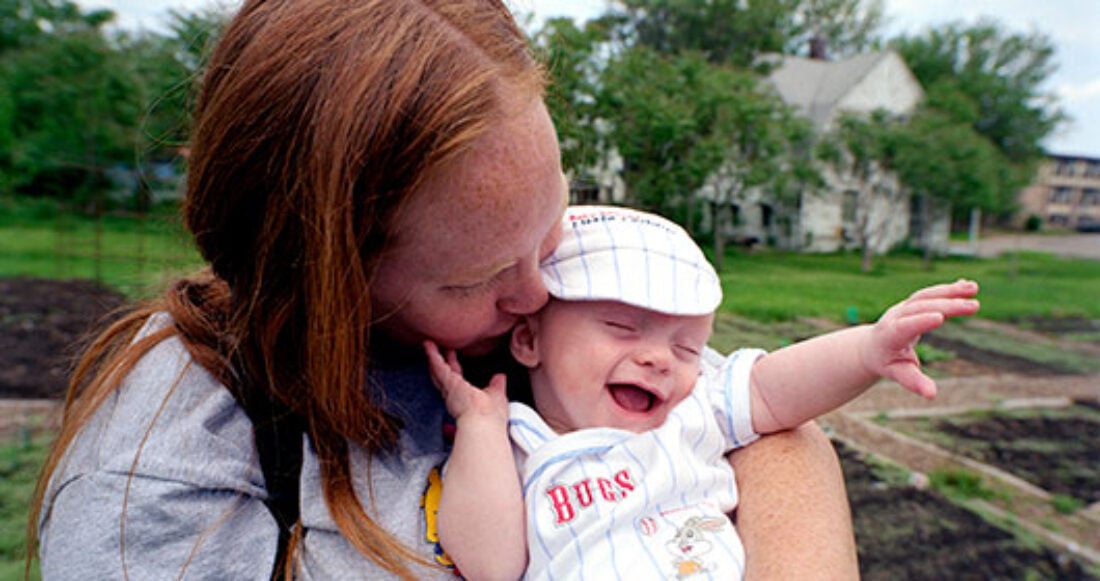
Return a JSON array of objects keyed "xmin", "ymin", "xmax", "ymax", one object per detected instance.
[{"xmin": 61, "ymin": 313, "xmax": 264, "ymax": 492}]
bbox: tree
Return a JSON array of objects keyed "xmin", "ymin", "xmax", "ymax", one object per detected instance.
[
  {"xmin": 599, "ymin": 47, "xmax": 731, "ymax": 226},
  {"xmin": 119, "ymin": 8, "xmax": 228, "ymax": 209},
  {"xmin": 0, "ymin": 0, "xmax": 113, "ymax": 52},
  {"xmin": 701, "ymin": 84, "xmax": 819, "ymax": 271},
  {"xmin": 891, "ymin": 19, "xmax": 1065, "ymax": 220},
  {"xmin": 3, "ymin": 17, "xmax": 142, "ymax": 202},
  {"xmin": 602, "ymin": 0, "xmax": 796, "ymax": 67},
  {"xmin": 817, "ymin": 111, "xmax": 905, "ymax": 272},
  {"xmin": 601, "ymin": 0, "xmax": 886, "ymax": 66},
  {"xmin": 124, "ymin": 8, "xmax": 228, "ymax": 156},
  {"xmin": 0, "ymin": 1, "xmax": 228, "ymax": 204},
  {"xmin": 0, "ymin": 0, "xmax": 146, "ymax": 201},
  {"xmin": 891, "ymin": 99, "xmax": 1005, "ymax": 267},
  {"xmin": 531, "ymin": 17, "xmax": 607, "ymax": 181},
  {"xmin": 786, "ymin": 0, "xmax": 885, "ymax": 58}
]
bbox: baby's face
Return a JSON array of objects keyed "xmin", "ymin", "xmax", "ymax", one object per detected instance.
[{"xmin": 525, "ymin": 300, "xmax": 712, "ymax": 433}]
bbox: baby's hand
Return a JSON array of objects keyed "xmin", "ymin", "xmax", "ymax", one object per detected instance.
[
  {"xmin": 424, "ymin": 341, "xmax": 510, "ymax": 424},
  {"xmin": 865, "ymin": 279, "xmax": 980, "ymax": 399}
]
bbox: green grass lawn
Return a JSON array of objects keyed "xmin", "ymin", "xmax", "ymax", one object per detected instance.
[
  {"xmin": 0, "ymin": 195, "xmax": 202, "ymax": 297},
  {"xmin": 715, "ymin": 248, "xmax": 1100, "ymax": 323},
  {"xmin": 0, "ymin": 436, "xmax": 45, "ymax": 581}
]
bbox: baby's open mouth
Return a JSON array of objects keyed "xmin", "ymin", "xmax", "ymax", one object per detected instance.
[{"xmin": 608, "ymin": 383, "xmax": 658, "ymax": 413}]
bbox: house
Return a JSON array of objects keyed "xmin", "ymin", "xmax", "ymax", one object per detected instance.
[
  {"xmin": 571, "ymin": 49, "xmax": 953, "ymax": 255},
  {"xmin": 706, "ymin": 49, "xmax": 951, "ymax": 254},
  {"xmin": 1016, "ymin": 153, "xmax": 1100, "ymax": 231}
]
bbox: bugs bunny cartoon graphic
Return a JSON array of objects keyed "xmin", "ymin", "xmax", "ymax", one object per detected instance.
[{"xmin": 666, "ymin": 515, "xmax": 728, "ymax": 579}]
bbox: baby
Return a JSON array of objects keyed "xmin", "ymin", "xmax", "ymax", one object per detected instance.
[{"xmin": 425, "ymin": 205, "xmax": 980, "ymax": 580}]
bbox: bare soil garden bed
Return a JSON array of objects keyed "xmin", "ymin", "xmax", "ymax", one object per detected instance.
[
  {"xmin": 840, "ymin": 442, "xmax": 1095, "ymax": 580},
  {"xmin": 0, "ymin": 277, "xmax": 124, "ymax": 399},
  {"xmin": 887, "ymin": 404, "xmax": 1100, "ymax": 505}
]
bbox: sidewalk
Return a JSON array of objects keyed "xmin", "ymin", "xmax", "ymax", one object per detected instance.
[{"xmin": 950, "ymin": 233, "xmax": 1100, "ymax": 260}]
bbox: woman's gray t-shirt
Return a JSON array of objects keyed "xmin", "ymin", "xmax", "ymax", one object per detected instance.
[{"xmin": 38, "ymin": 315, "xmax": 455, "ymax": 579}]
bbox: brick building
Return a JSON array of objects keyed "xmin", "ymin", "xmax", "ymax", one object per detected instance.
[{"xmin": 1017, "ymin": 154, "xmax": 1100, "ymax": 231}]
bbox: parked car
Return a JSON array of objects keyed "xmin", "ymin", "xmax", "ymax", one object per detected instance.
[{"xmin": 1076, "ymin": 216, "xmax": 1100, "ymax": 233}]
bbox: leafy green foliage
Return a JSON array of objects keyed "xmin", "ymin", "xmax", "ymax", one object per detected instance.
[
  {"xmin": 891, "ymin": 20, "xmax": 1064, "ymax": 220},
  {"xmin": 602, "ymin": 0, "xmax": 795, "ymax": 67},
  {"xmin": 930, "ymin": 468, "xmax": 996, "ymax": 501},
  {"xmin": 0, "ymin": 0, "xmax": 227, "ymax": 206},
  {"xmin": 0, "ymin": 435, "xmax": 48, "ymax": 579},
  {"xmin": 785, "ymin": 0, "xmax": 886, "ymax": 58},
  {"xmin": 915, "ymin": 342, "xmax": 955, "ymax": 365},
  {"xmin": 817, "ymin": 110, "xmax": 908, "ymax": 271},
  {"xmin": 893, "ymin": 20, "xmax": 1062, "ymax": 163},
  {"xmin": 598, "ymin": 47, "xmax": 733, "ymax": 223},
  {"xmin": 1050, "ymin": 494, "xmax": 1084, "ymax": 515},
  {"xmin": 602, "ymin": 0, "xmax": 886, "ymax": 66},
  {"xmin": 532, "ymin": 17, "xmax": 607, "ymax": 178}
]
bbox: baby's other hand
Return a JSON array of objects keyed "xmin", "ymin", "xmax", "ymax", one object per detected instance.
[
  {"xmin": 424, "ymin": 341, "xmax": 509, "ymax": 423},
  {"xmin": 866, "ymin": 279, "xmax": 980, "ymax": 399}
]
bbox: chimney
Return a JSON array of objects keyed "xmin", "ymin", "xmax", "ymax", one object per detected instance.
[{"xmin": 809, "ymin": 35, "xmax": 827, "ymax": 60}]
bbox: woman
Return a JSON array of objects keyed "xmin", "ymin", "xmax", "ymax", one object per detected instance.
[{"xmin": 31, "ymin": 1, "xmax": 856, "ymax": 578}]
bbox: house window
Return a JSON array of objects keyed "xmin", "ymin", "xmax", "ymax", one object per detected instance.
[
  {"xmin": 1086, "ymin": 162, "xmax": 1100, "ymax": 179},
  {"xmin": 842, "ymin": 190, "xmax": 858, "ymax": 222},
  {"xmin": 1049, "ymin": 187, "xmax": 1074, "ymax": 204},
  {"xmin": 569, "ymin": 180, "xmax": 600, "ymax": 205},
  {"xmin": 1048, "ymin": 214, "xmax": 1070, "ymax": 226},
  {"xmin": 1082, "ymin": 189, "xmax": 1100, "ymax": 206},
  {"xmin": 760, "ymin": 204, "xmax": 774, "ymax": 228},
  {"xmin": 730, "ymin": 204, "xmax": 742, "ymax": 226},
  {"xmin": 1055, "ymin": 160, "xmax": 1076, "ymax": 177}
]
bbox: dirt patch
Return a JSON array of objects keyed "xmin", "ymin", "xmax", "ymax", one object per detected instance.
[
  {"xmin": 892, "ymin": 404, "xmax": 1100, "ymax": 505},
  {"xmin": 839, "ymin": 442, "xmax": 1095, "ymax": 580},
  {"xmin": 923, "ymin": 333, "xmax": 1079, "ymax": 376},
  {"xmin": 1013, "ymin": 315, "xmax": 1100, "ymax": 344},
  {"xmin": 0, "ymin": 277, "xmax": 126, "ymax": 399}
]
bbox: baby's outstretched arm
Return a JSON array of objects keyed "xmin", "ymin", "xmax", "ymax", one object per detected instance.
[
  {"xmin": 424, "ymin": 341, "xmax": 527, "ymax": 580},
  {"xmin": 749, "ymin": 279, "xmax": 980, "ymax": 433}
]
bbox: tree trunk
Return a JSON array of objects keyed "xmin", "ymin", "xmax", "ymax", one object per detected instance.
[
  {"xmin": 921, "ymin": 192, "xmax": 933, "ymax": 270},
  {"xmin": 684, "ymin": 194, "xmax": 695, "ymax": 236},
  {"xmin": 711, "ymin": 200, "xmax": 726, "ymax": 272},
  {"xmin": 968, "ymin": 207, "xmax": 981, "ymax": 254},
  {"xmin": 860, "ymin": 241, "xmax": 873, "ymax": 273}
]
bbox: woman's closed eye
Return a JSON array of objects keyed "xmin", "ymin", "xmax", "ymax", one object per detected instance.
[
  {"xmin": 440, "ymin": 267, "xmax": 511, "ymax": 297},
  {"xmin": 441, "ymin": 279, "xmax": 493, "ymax": 297}
]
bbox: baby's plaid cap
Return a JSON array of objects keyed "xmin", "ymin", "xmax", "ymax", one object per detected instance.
[{"xmin": 540, "ymin": 205, "xmax": 722, "ymax": 316}]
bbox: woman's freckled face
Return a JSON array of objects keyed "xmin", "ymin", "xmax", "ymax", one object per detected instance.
[{"xmin": 370, "ymin": 97, "xmax": 567, "ymax": 356}]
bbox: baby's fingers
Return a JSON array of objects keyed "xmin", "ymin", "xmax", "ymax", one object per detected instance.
[
  {"xmin": 891, "ymin": 296, "xmax": 980, "ymax": 321},
  {"xmin": 443, "ymin": 349, "xmax": 461, "ymax": 374},
  {"xmin": 483, "ymin": 373, "xmax": 509, "ymax": 403},
  {"xmin": 424, "ymin": 341, "xmax": 460, "ymax": 391},
  {"xmin": 907, "ymin": 279, "xmax": 979, "ymax": 301},
  {"xmin": 890, "ymin": 312, "xmax": 947, "ymax": 344},
  {"xmin": 888, "ymin": 364, "xmax": 938, "ymax": 399},
  {"xmin": 424, "ymin": 340, "xmax": 446, "ymax": 376}
]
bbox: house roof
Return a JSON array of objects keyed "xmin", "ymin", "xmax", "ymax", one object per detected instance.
[{"xmin": 766, "ymin": 51, "xmax": 921, "ymax": 130}]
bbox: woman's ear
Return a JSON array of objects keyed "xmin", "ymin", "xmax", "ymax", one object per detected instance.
[{"xmin": 510, "ymin": 317, "xmax": 540, "ymax": 368}]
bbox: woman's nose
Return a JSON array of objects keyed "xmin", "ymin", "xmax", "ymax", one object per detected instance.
[{"xmin": 497, "ymin": 266, "xmax": 548, "ymax": 315}]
